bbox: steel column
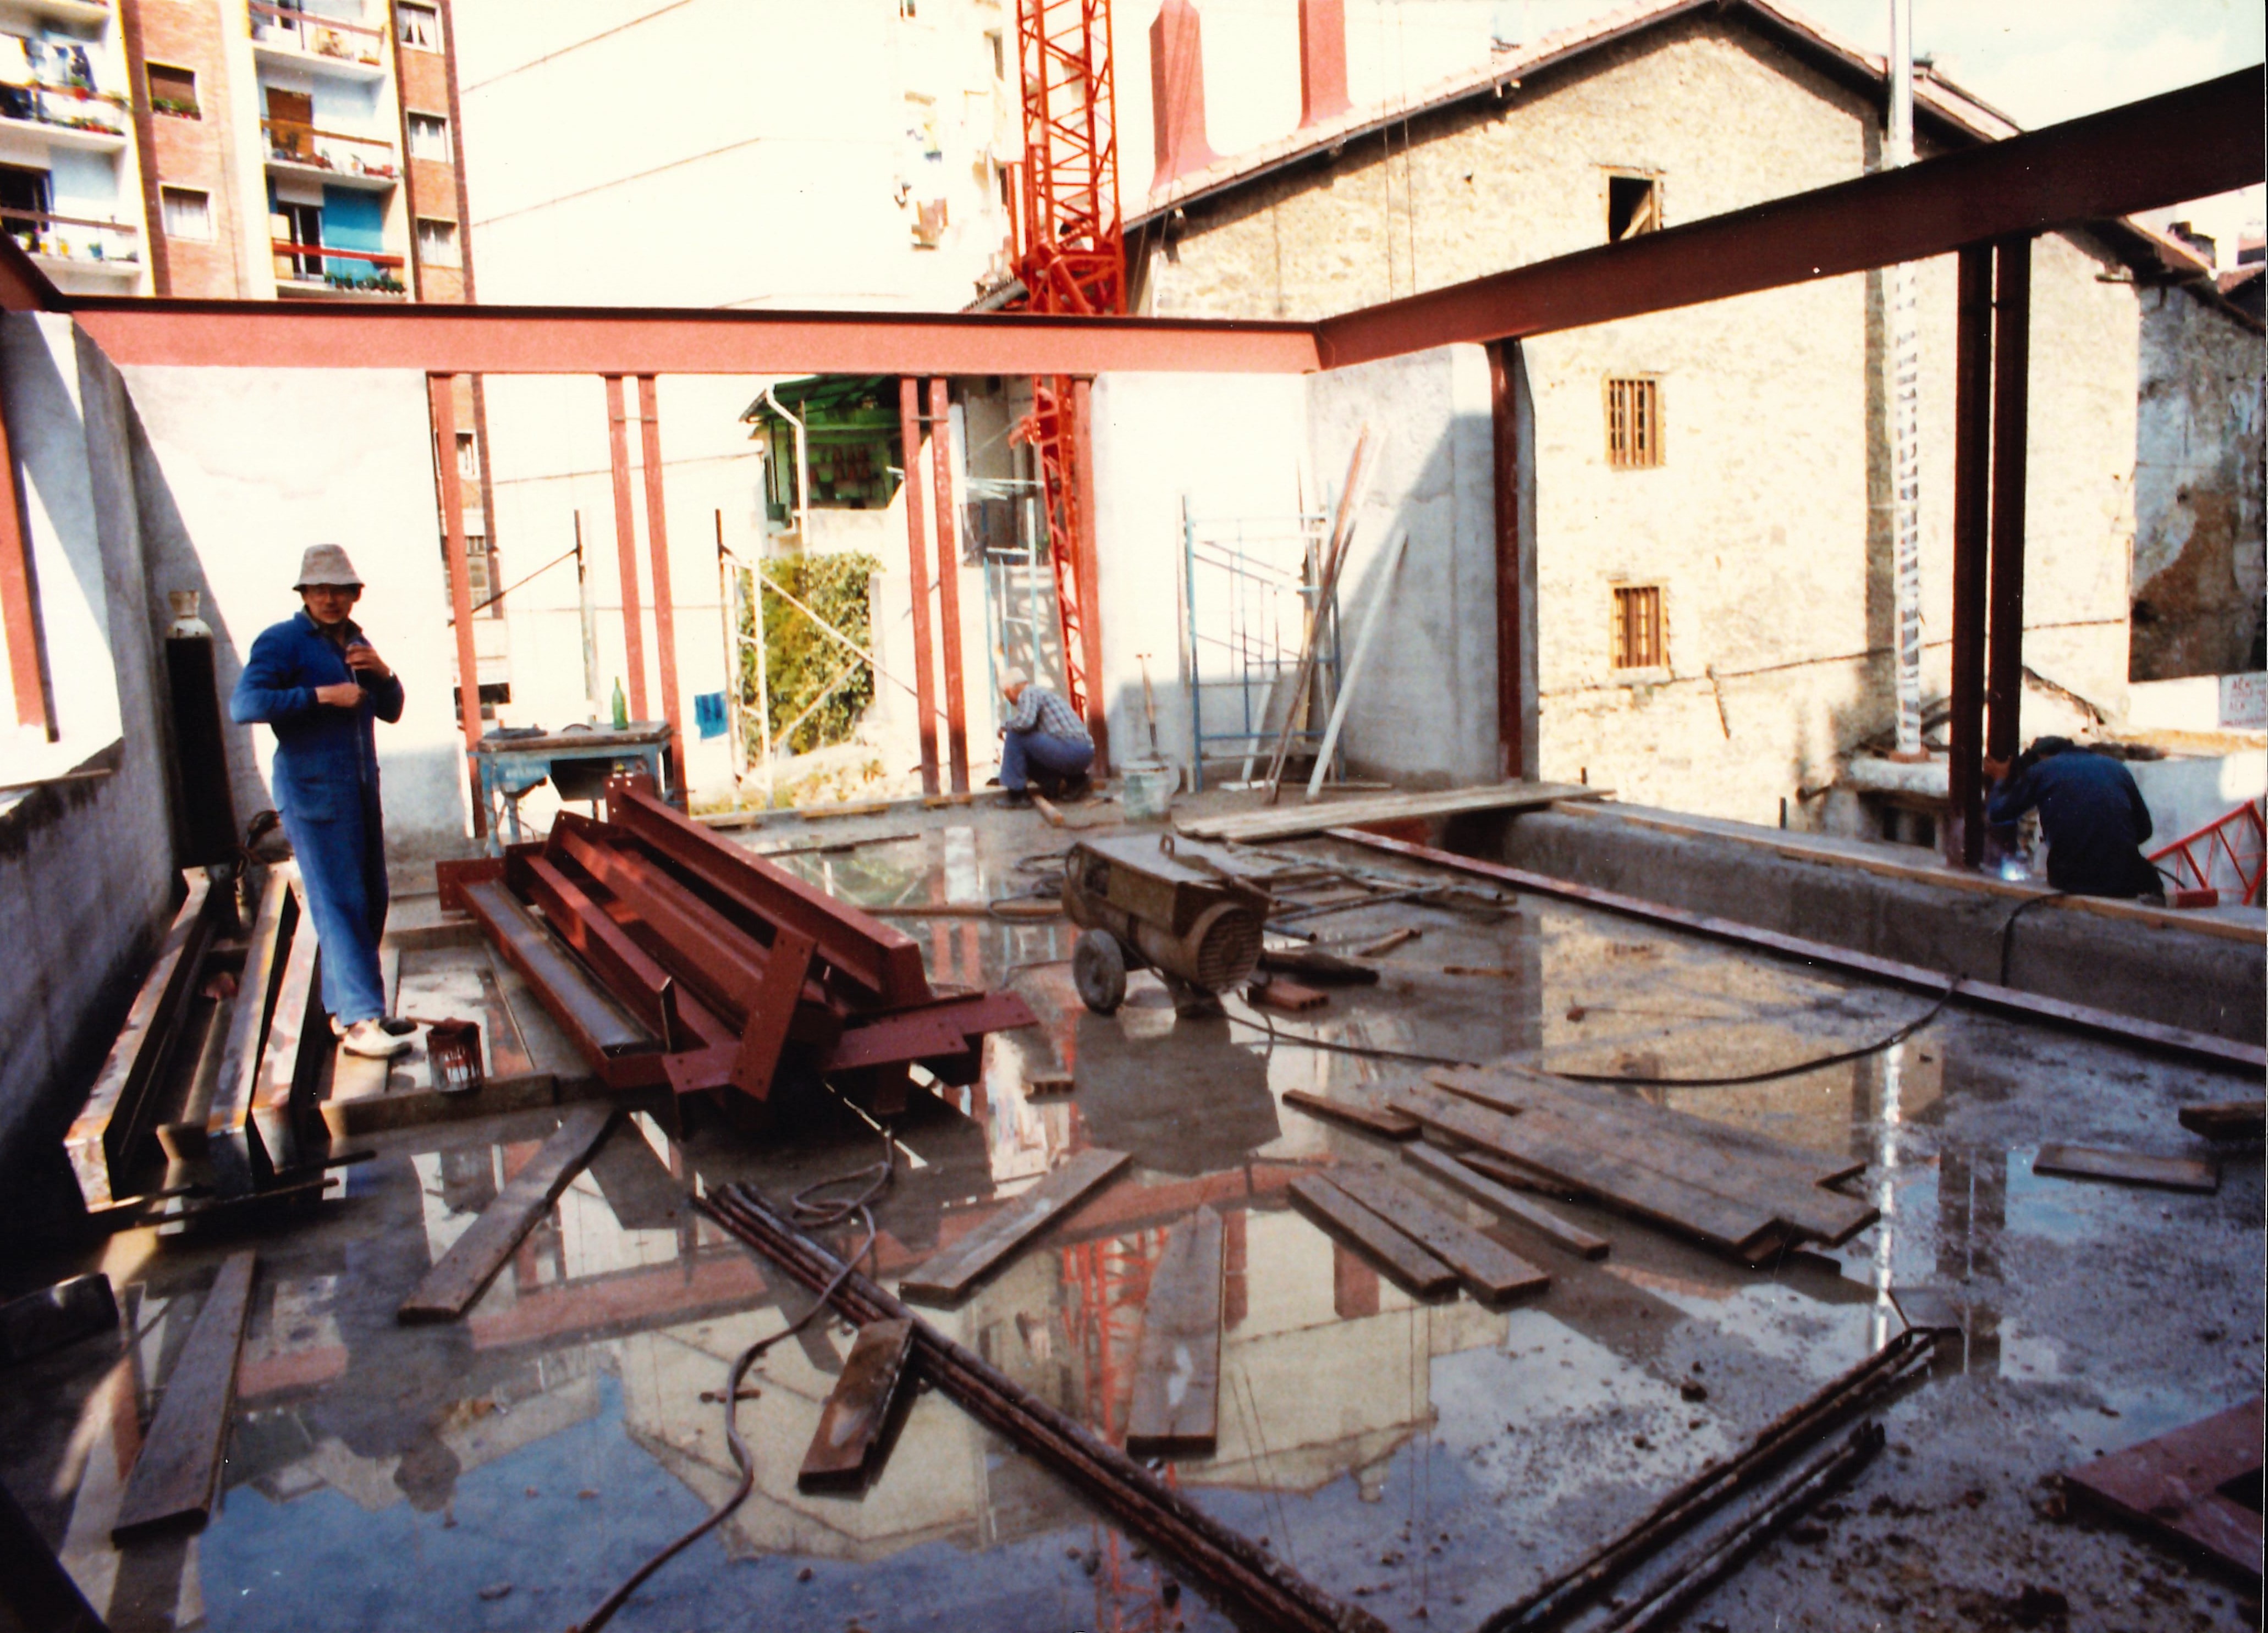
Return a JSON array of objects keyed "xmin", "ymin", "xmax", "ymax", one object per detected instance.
[
  {"xmin": 1986, "ymin": 237, "xmax": 2032, "ymax": 768},
  {"xmin": 0, "ymin": 379, "xmax": 49, "ymax": 732},
  {"xmin": 929, "ymin": 378, "xmax": 971, "ymax": 793},
  {"xmin": 1944, "ymin": 247, "xmax": 1994, "ymax": 869},
  {"xmin": 603, "ymin": 374, "xmax": 649, "ymax": 721},
  {"xmin": 635, "ymin": 374, "xmax": 684, "ymax": 784},
  {"xmin": 900, "ymin": 377, "xmax": 942, "ymax": 795},
  {"xmin": 1488, "ymin": 341, "xmax": 1533, "ymax": 781},
  {"xmin": 428, "ymin": 374, "xmax": 482, "ymax": 752},
  {"xmin": 1070, "ymin": 376, "xmax": 1111, "ymax": 771}
]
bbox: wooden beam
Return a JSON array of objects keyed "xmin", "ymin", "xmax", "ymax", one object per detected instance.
[
  {"xmin": 797, "ymin": 1318, "xmax": 916, "ymax": 1492},
  {"xmin": 900, "ymin": 1147, "xmax": 1131, "ymax": 1304},
  {"xmin": 113, "ymin": 1251, "xmax": 255, "ymax": 1538},
  {"xmin": 1325, "ymin": 1164, "xmax": 1549, "ymax": 1301},
  {"xmin": 1126, "ymin": 1206, "xmax": 1224, "ymax": 1458},
  {"xmin": 397, "ymin": 1106, "xmax": 619, "ymax": 1322},
  {"xmin": 1281, "ymin": 1088, "xmax": 1421, "ymax": 1140},
  {"xmin": 1288, "ymin": 1174, "xmax": 1457, "ymax": 1296},
  {"xmin": 2033, "ymin": 1144, "xmax": 2219, "ymax": 1194},
  {"xmin": 1402, "ymin": 1143, "xmax": 1609, "ymax": 1259}
]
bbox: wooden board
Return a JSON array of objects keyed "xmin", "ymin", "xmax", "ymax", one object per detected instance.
[
  {"xmin": 1282, "ymin": 1088, "xmax": 1421, "ymax": 1140},
  {"xmin": 1126, "ymin": 1206, "xmax": 1224, "ymax": 1457},
  {"xmin": 113, "ymin": 1251, "xmax": 256, "ymax": 1538},
  {"xmin": 1403, "ymin": 1143, "xmax": 1610, "ymax": 1259},
  {"xmin": 1287, "ymin": 1175, "xmax": 1458, "ymax": 1297},
  {"xmin": 797, "ymin": 1318, "xmax": 916, "ymax": 1492},
  {"xmin": 1174, "ymin": 781, "xmax": 1600, "ymax": 843},
  {"xmin": 2178, "ymin": 1101, "xmax": 2265, "ymax": 1141},
  {"xmin": 900, "ymin": 1148, "xmax": 1131, "ymax": 1305},
  {"xmin": 207, "ymin": 868, "xmax": 297, "ymax": 1197},
  {"xmin": 397, "ymin": 1106, "xmax": 619, "ymax": 1322},
  {"xmin": 2065, "ymin": 1396, "xmax": 2263, "ymax": 1579},
  {"xmin": 2034, "ymin": 1144, "xmax": 2219, "ymax": 1194},
  {"xmin": 67, "ymin": 876, "xmax": 212, "ymax": 1209},
  {"xmin": 1326, "ymin": 1165, "xmax": 1549, "ymax": 1301},
  {"xmin": 1428, "ymin": 1067, "xmax": 1876, "ymax": 1245},
  {"xmin": 1387, "ymin": 1084, "xmax": 1783, "ymax": 1258}
]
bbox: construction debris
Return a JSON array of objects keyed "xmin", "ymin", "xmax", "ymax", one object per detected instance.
[
  {"xmin": 113, "ymin": 1252, "xmax": 256, "ymax": 1539},
  {"xmin": 900, "ymin": 1149, "xmax": 1130, "ymax": 1305},
  {"xmin": 797, "ymin": 1320, "xmax": 917, "ymax": 1493},
  {"xmin": 2176, "ymin": 1101, "xmax": 2265, "ymax": 1140},
  {"xmin": 1246, "ymin": 975, "xmax": 1329, "ymax": 1012},
  {"xmin": 2033, "ymin": 1143, "xmax": 2220, "ymax": 1194},
  {"xmin": 1403, "ymin": 1143, "xmax": 1610, "ymax": 1259},
  {"xmin": 1257, "ymin": 945, "xmax": 1381, "ymax": 985},
  {"xmin": 1355, "ymin": 926, "xmax": 1420, "ymax": 957},
  {"xmin": 1126, "ymin": 1206, "xmax": 1224, "ymax": 1458},
  {"xmin": 2062, "ymin": 1395, "xmax": 2263, "ymax": 1580}
]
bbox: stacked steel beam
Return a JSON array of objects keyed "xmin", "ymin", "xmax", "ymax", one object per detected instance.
[{"xmin": 444, "ymin": 774, "xmax": 1033, "ymax": 1112}]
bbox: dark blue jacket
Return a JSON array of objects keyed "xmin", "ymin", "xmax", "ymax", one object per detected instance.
[
  {"xmin": 229, "ymin": 610, "xmax": 404, "ymax": 823},
  {"xmin": 1986, "ymin": 749, "xmax": 2157, "ymax": 897}
]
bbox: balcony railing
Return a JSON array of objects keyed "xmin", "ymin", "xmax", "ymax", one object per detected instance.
[
  {"xmin": 260, "ymin": 118, "xmax": 399, "ymax": 180},
  {"xmin": 4, "ymin": 209, "xmax": 141, "ymax": 267},
  {"xmin": 0, "ymin": 81, "xmax": 130, "ymax": 137},
  {"xmin": 246, "ymin": 1, "xmax": 386, "ymax": 67},
  {"xmin": 271, "ymin": 238, "xmax": 405, "ymax": 293}
]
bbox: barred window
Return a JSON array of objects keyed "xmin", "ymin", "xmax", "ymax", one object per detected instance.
[
  {"xmin": 1606, "ymin": 376, "xmax": 1662, "ymax": 469},
  {"xmin": 1611, "ymin": 585, "xmax": 1665, "ymax": 670}
]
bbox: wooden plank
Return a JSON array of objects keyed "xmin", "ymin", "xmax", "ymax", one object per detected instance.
[
  {"xmin": 1287, "ymin": 1175, "xmax": 1457, "ymax": 1296},
  {"xmin": 113, "ymin": 1251, "xmax": 256, "ymax": 1538},
  {"xmin": 207, "ymin": 868, "xmax": 298, "ymax": 1197},
  {"xmin": 797, "ymin": 1318, "xmax": 916, "ymax": 1492},
  {"xmin": 2065, "ymin": 1397, "xmax": 2263, "ymax": 1580},
  {"xmin": 2034, "ymin": 1144, "xmax": 2219, "ymax": 1194},
  {"xmin": 397, "ymin": 1105, "xmax": 619, "ymax": 1322},
  {"xmin": 1428, "ymin": 1068, "xmax": 1878, "ymax": 1244},
  {"xmin": 1175, "ymin": 781, "xmax": 1600, "ymax": 843},
  {"xmin": 1386, "ymin": 1084, "xmax": 1783, "ymax": 1257},
  {"xmin": 1281, "ymin": 1088, "xmax": 1421, "ymax": 1140},
  {"xmin": 1403, "ymin": 1143, "xmax": 1609, "ymax": 1259},
  {"xmin": 67, "ymin": 875, "xmax": 212, "ymax": 1209},
  {"xmin": 1326, "ymin": 1164, "xmax": 1549, "ymax": 1301},
  {"xmin": 1126, "ymin": 1206, "xmax": 1224, "ymax": 1457},
  {"xmin": 900, "ymin": 1148, "xmax": 1132, "ymax": 1304},
  {"xmin": 2178, "ymin": 1101, "xmax": 2265, "ymax": 1141}
]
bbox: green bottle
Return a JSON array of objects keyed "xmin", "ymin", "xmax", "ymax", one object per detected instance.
[{"xmin": 610, "ymin": 677, "xmax": 629, "ymax": 729}]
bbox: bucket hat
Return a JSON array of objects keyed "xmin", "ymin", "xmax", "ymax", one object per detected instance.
[{"xmin": 294, "ymin": 543, "xmax": 364, "ymax": 589}]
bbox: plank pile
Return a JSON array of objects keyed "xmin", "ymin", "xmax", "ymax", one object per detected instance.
[
  {"xmin": 1385, "ymin": 1062, "xmax": 1876, "ymax": 1264},
  {"xmin": 1290, "ymin": 1165, "xmax": 1550, "ymax": 1302},
  {"xmin": 442, "ymin": 773, "xmax": 1034, "ymax": 1113}
]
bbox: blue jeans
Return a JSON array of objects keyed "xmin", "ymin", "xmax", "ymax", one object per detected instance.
[
  {"xmin": 279, "ymin": 789, "xmax": 390, "ymax": 1025},
  {"xmin": 1000, "ymin": 729, "xmax": 1093, "ymax": 792}
]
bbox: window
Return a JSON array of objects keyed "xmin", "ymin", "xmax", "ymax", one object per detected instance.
[
  {"xmin": 397, "ymin": 2, "xmax": 439, "ymax": 50},
  {"xmin": 416, "ymin": 216, "xmax": 459, "ymax": 267},
  {"xmin": 1608, "ymin": 173, "xmax": 1659, "ymax": 241},
  {"xmin": 0, "ymin": 164, "xmax": 51, "ymax": 250},
  {"xmin": 455, "ymin": 431, "xmax": 478, "ymax": 479},
  {"xmin": 161, "ymin": 186, "xmax": 212, "ymax": 240},
  {"xmin": 273, "ymin": 200, "xmax": 322, "ymax": 279},
  {"xmin": 146, "ymin": 63, "xmax": 199, "ymax": 119},
  {"xmin": 1611, "ymin": 585, "xmax": 1665, "ymax": 671},
  {"xmin": 987, "ymin": 30, "xmax": 1004, "ymax": 78},
  {"xmin": 1605, "ymin": 376, "xmax": 1661, "ymax": 469},
  {"xmin": 406, "ymin": 111, "xmax": 450, "ymax": 160}
]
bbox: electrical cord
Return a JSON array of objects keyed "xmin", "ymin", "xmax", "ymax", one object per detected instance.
[
  {"xmin": 571, "ymin": 1125, "xmax": 898, "ymax": 1633},
  {"xmin": 1995, "ymin": 888, "xmax": 2070, "ymax": 987}
]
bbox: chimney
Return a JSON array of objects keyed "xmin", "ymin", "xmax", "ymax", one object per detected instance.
[
  {"xmin": 1298, "ymin": 0, "xmax": 1351, "ymax": 128},
  {"xmin": 1150, "ymin": 0, "xmax": 1220, "ymax": 191}
]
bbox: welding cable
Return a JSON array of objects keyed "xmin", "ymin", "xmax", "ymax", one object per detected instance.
[
  {"xmin": 1545, "ymin": 983, "xmax": 1959, "ymax": 1089},
  {"xmin": 1227, "ymin": 1009, "xmax": 1474, "ymax": 1068},
  {"xmin": 571, "ymin": 1127, "xmax": 898, "ymax": 1633},
  {"xmin": 1994, "ymin": 888, "xmax": 2070, "ymax": 987}
]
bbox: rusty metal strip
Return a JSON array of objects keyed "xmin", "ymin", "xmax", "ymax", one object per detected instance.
[
  {"xmin": 929, "ymin": 378, "xmax": 971, "ymax": 794},
  {"xmin": 1985, "ymin": 236, "xmax": 2031, "ymax": 766},
  {"xmin": 635, "ymin": 374, "xmax": 684, "ymax": 775},
  {"xmin": 429, "ymin": 375, "xmax": 483, "ymax": 759},
  {"xmin": 603, "ymin": 374, "xmax": 649, "ymax": 720},
  {"xmin": 1944, "ymin": 244, "xmax": 1994, "ymax": 868},
  {"xmin": 1332, "ymin": 829, "xmax": 2268, "ymax": 1074},
  {"xmin": 900, "ymin": 377, "xmax": 941, "ymax": 795}
]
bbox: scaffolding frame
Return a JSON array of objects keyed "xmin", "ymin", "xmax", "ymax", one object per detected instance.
[{"xmin": 1181, "ymin": 500, "xmax": 1342, "ymax": 792}]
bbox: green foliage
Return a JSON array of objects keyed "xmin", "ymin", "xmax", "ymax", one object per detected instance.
[{"xmin": 740, "ymin": 551, "xmax": 879, "ymax": 756}]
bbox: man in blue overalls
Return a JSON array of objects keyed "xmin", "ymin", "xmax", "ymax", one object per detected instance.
[{"xmin": 230, "ymin": 545, "xmax": 410, "ymax": 1059}]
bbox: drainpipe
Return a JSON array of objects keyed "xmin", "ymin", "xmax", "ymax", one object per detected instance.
[
  {"xmin": 1886, "ymin": 0, "xmax": 1925, "ymax": 759},
  {"xmin": 762, "ymin": 384, "xmax": 810, "ymax": 549}
]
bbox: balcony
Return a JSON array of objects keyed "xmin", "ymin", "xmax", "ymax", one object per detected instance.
[
  {"xmin": 0, "ymin": 84, "xmax": 131, "ymax": 151},
  {"xmin": 5, "ymin": 209, "xmax": 140, "ymax": 279},
  {"xmin": 271, "ymin": 238, "xmax": 405, "ymax": 297},
  {"xmin": 261, "ymin": 119, "xmax": 398, "ymax": 189},
  {"xmin": 247, "ymin": 1, "xmax": 388, "ymax": 80}
]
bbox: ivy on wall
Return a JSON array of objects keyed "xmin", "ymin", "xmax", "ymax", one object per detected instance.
[{"xmin": 740, "ymin": 552, "xmax": 879, "ymax": 755}]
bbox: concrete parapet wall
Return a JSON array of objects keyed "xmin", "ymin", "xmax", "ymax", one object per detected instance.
[{"xmin": 1483, "ymin": 805, "xmax": 2265, "ymax": 1044}]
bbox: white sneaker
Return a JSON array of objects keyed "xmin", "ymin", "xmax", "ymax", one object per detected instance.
[{"xmin": 340, "ymin": 1018, "xmax": 411, "ymax": 1058}]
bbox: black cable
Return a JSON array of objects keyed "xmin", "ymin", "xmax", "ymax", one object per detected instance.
[
  {"xmin": 1227, "ymin": 1009, "xmax": 1473, "ymax": 1068},
  {"xmin": 571, "ymin": 1124, "xmax": 897, "ymax": 1633},
  {"xmin": 1548, "ymin": 985, "xmax": 1958, "ymax": 1088},
  {"xmin": 1994, "ymin": 888, "xmax": 2069, "ymax": 987}
]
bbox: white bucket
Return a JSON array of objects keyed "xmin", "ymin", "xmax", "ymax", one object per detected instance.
[{"xmin": 1120, "ymin": 759, "xmax": 1178, "ymax": 822}]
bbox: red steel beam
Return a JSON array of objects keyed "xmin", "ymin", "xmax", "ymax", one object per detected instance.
[
  {"xmin": 1944, "ymin": 245, "xmax": 1994, "ymax": 869},
  {"xmin": 428, "ymin": 374, "xmax": 483, "ymax": 753},
  {"xmin": 929, "ymin": 377, "xmax": 971, "ymax": 794},
  {"xmin": 635, "ymin": 374, "xmax": 684, "ymax": 784},
  {"xmin": 900, "ymin": 377, "xmax": 942, "ymax": 796},
  {"xmin": 0, "ymin": 377, "xmax": 51, "ymax": 732},
  {"xmin": 1313, "ymin": 68, "xmax": 2264, "ymax": 367},
  {"xmin": 1985, "ymin": 236, "xmax": 2031, "ymax": 768},
  {"xmin": 603, "ymin": 374, "xmax": 650, "ymax": 721},
  {"xmin": 67, "ymin": 299, "xmax": 1321, "ymax": 375}
]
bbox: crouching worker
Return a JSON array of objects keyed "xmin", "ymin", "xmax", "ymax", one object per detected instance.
[
  {"xmin": 1984, "ymin": 736, "xmax": 2164, "ymax": 901},
  {"xmin": 230, "ymin": 545, "xmax": 411, "ymax": 1058},
  {"xmin": 996, "ymin": 666, "xmax": 1093, "ymax": 805}
]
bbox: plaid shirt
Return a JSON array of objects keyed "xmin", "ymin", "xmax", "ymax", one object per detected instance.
[{"xmin": 1005, "ymin": 683, "xmax": 1090, "ymax": 743}]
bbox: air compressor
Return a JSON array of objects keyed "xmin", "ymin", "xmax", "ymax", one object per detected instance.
[{"xmin": 1061, "ymin": 834, "xmax": 1270, "ymax": 1017}]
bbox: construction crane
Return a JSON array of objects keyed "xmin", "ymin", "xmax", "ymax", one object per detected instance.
[{"xmin": 1009, "ymin": 0, "xmax": 1125, "ymax": 747}]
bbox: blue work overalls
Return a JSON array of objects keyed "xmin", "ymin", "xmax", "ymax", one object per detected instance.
[{"xmin": 230, "ymin": 610, "xmax": 405, "ymax": 1025}]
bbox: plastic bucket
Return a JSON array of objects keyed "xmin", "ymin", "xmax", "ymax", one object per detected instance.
[{"xmin": 1120, "ymin": 760, "xmax": 1178, "ymax": 822}]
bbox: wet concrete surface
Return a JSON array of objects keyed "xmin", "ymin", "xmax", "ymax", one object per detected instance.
[{"xmin": 4, "ymin": 796, "xmax": 2261, "ymax": 1632}]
